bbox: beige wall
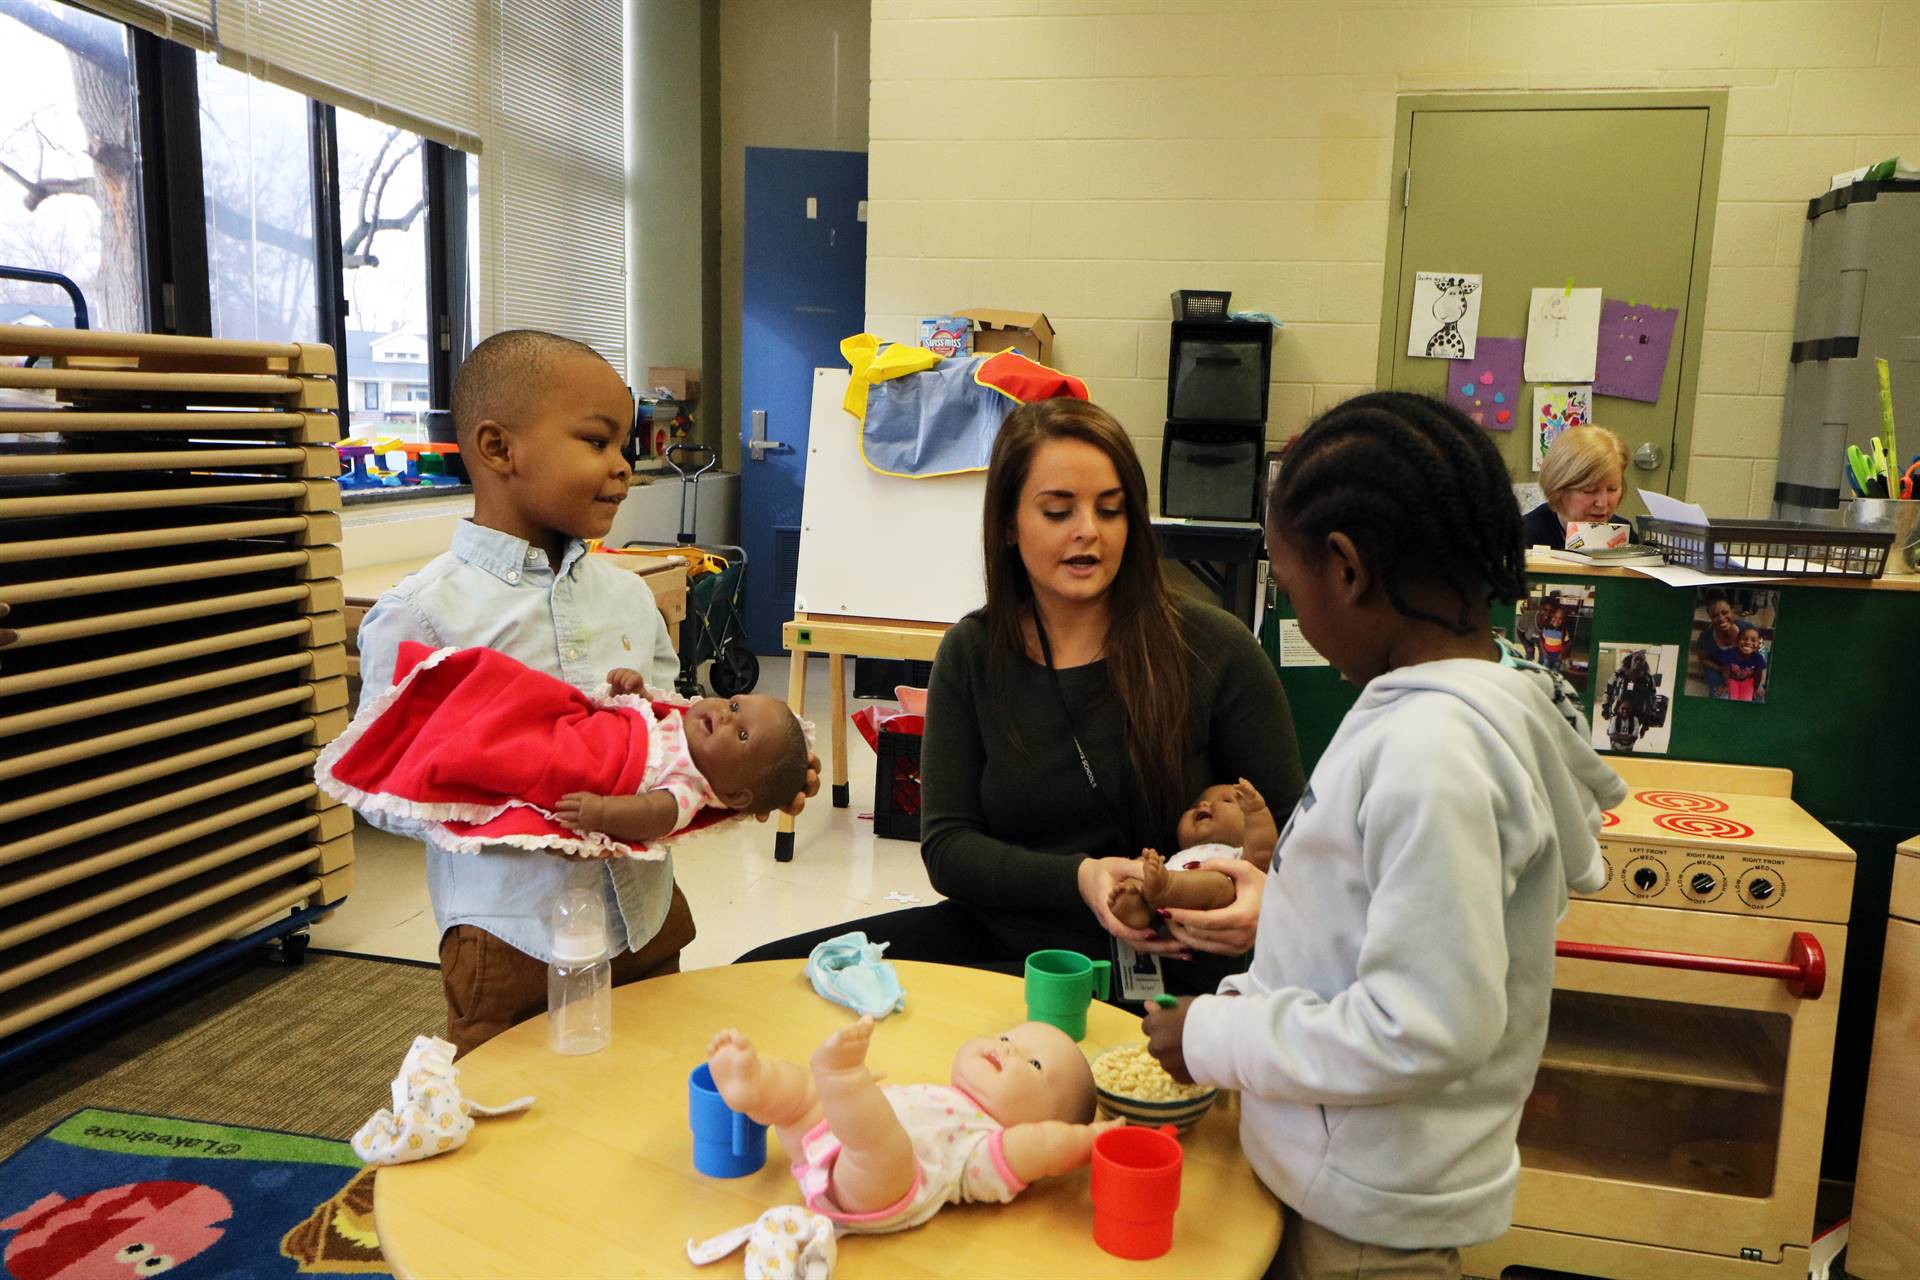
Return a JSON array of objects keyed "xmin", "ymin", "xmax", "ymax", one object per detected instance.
[
  {"xmin": 866, "ymin": 0, "xmax": 1920, "ymax": 516},
  {"xmin": 717, "ymin": 0, "xmax": 871, "ymax": 469}
]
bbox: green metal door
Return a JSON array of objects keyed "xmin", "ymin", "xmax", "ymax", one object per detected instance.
[{"xmin": 1380, "ymin": 98, "xmax": 1722, "ymax": 499}]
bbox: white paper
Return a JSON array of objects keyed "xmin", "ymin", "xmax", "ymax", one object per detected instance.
[
  {"xmin": 1253, "ymin": 558, "xmax": 1270, "ymax": 638},
  {"xmin": 1524, "ymin": 287, "xmax": 1603, "ymax": 382},
  {"xmin": 1639, "ymin": 488, "xmax": 1710, "ymax": 526},
  {"xmin": 1278, "ymin": 619, "xmax": 1331, "ymax": 667},
  {"xmin": 1407, "ymin": 271, "xmax": 1482, "ymax": 359},
  {"xmin": 1624, "ymin": 562, "xmax": 1781, "ymax": 588}
]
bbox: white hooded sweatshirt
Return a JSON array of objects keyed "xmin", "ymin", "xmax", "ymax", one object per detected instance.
[{"xmin": 1182, "ymin": 654, "xmax": 1627, "ymax": 1250}]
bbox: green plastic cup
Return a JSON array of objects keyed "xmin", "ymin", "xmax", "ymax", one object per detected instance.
[{"xmin": 1025, "ymin": 949, "xmax": 1112, "ymax": 1041}]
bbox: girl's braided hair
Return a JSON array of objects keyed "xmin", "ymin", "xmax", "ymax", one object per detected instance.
[{"xmin": 1266, "ymin": 391, "xmax": 1526, "ymax": 634}]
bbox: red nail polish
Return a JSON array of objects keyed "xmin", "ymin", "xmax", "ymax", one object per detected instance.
[{"xmin": 1154, "ymin": 908, "xmax": 1171, "ymax": 918}]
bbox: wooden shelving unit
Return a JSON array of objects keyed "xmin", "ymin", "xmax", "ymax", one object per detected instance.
[{"xmin": 0, "ymin": 324, "xmax": 353, "ymax": 1051}]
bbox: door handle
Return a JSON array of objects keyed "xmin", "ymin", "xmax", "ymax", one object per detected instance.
[
  {"xmin": 1633, "ymin": 442, "xmax": 1663, "ymax": 471},
  {"xmin": 747, "ymin": 409, "xmax": 792, "ymax": 461},
  {"xmin": 1555, "ymin": 932, "xmax": 1826, "ymax": 1000}
]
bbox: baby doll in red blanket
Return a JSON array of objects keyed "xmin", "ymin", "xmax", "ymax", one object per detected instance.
[{"xmin": 316, "ymin": 641, "xmax": 810, "ymax": 858}]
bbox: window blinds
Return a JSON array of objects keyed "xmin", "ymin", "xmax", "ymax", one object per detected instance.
[
  {"xmin": 210, "ymin": 0, "xmax": 486, "ymax": 154},
  {"xmin": 479, "ymin": 0, "xmax": 627, "ymax": 376},
  {"xmin": 75, "ymin": 0, "xmax": 213, "ymax": 49}
]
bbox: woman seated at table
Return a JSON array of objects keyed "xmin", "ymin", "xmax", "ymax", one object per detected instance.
[
  {"xmin": 739, "ymin": 399, "xmax": 1304, "ymax": 996},
  {"xmin": 1523, "ymin": 425, "xmax": 1640, "ymax": 550}
]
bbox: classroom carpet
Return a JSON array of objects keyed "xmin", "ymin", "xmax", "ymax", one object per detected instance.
[
  {"xmin": 0, "ymin": 953, "xmax": 445, "ymax": 1161},
  {"xmin": 0, "ymin": 1108, "xmax": 390, "ymax": 1278}
]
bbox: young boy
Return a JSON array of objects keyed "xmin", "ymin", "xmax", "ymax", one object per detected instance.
[{"xmin": 355, "ymin": 330, "xmax": 812, "ymax": 1056}]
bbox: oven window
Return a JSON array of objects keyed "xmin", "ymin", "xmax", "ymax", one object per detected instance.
[{"xmin": 1521, "ymin": 991, "xmax": 1791, "ymax": 1198}]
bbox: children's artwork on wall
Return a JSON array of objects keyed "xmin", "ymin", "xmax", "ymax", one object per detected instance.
[
  {"xmin": 1407, "ymin": 272, "xmax": 1482, "ymax": 360},
  {"xmin": 1523, "ymin": 286, "xmax": 1603, "ymax": 382},
  {"xmin": 1685, "ymin": 587, "xmax": 1780, "ymax": 703},
  {"xmin": 1446, "ymin": 336, "xmax": 1523, "ymax": 431},
  {"xmin": 1593, "ymin": 300, "xmax": 1679, "ymax": 402},
  {"xmin": 1592, "ymin": 642, "xmax": 1678, "ymax": 755},
  {"xmin": 1532, "ymin": 384, "xmax": 1593, "ymax": 471},
  {"xmin": 1514, "ymin": 583, "xmax": 1598, "ymax": 697}
]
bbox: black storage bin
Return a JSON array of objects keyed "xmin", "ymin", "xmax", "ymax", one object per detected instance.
[
  {"xmin": 1161, "ymin": 422, "xmax": 1262, "ymax": 521},
  {"xmin": 854, "ymin": 658, "xmax": 934, "ymax": 700},
  {"xmin": 873, "ymin": 728, "xmax": 924, "ymax": 842},
  {"xmin": 1167, "ymin": 320, "xmax": 1271, "ymax": 425}
]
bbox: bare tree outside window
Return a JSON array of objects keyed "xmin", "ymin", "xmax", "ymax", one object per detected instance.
[
  {"xmin": 0, "ymin": 0, "xmax": 143, "ymax": 331},
  {"xmin": 335, "ymin": 107, "xmax": 429, "ymax": 438},
  {"xmin": 197, "ymin": 53, "xmax": 317, "ymax": 343}
]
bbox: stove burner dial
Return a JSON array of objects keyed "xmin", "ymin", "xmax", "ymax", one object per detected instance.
[
  {"xmin": 1621, "ymin": 856, "xmax": 1668, "ymax": 899},
  {"xmin": 1736, "ymin": 867, "xmax": 1786, "ymax": 910},
  {"xmin": 1680, "ymin": 863, "xmax": 1726, "ymax": 905}
]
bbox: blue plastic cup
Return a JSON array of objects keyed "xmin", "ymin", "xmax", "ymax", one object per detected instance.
[{"xmin": 688, "ymin": 1063, "xmax": 767, "ymax": 1178}]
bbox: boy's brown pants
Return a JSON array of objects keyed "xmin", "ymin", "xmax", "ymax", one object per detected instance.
[
  {"xmin": 438, "ymin": 884, "xmax": 697, "ymax": 1059},
  {"xmin": 1268, "ymin": 1206, "xmax": 1463, "ymax": 1280}
]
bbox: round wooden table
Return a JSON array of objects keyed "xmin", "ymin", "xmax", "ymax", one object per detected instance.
[{"xmin": 374, "ymin": 960, "xmax": 1281, "ymax": 1277}]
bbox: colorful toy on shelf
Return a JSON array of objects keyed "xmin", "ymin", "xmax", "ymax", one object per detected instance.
[{"xmin": 334, "ymin": 437, "xmax": 463, "ymax": 489}]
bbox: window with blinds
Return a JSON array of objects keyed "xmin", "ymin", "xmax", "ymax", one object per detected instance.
[
  {"xmin": 481, "ymin": 0, "xmax": 627, "ymax": 377},
  {"xmin": 76, "ymin": 0, "xmax": 212, "ymax": 49}
]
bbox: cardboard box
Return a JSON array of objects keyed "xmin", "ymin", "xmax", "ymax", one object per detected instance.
[
  {"xmin": 957, "ymin": 309, "xmax": 1054, "ymax": 367},
  {"xmin": 647, "ymin": 366, "xmax": 700, "ymax": 402}
]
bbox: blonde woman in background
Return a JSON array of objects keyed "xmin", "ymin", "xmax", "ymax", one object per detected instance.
[{"xmin": 1523, "ymin": 425, "xmax": 1639, "ymax": 550}]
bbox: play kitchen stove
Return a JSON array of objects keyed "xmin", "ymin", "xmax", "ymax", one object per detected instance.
[{"xmin": 1464, "ymin": 760, "xmax": 1853, "ymax": 1280}]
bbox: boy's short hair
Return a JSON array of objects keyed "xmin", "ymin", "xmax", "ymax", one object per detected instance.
[
  {"xmin": 751, "ymin": 712, "xmax": 812, "ymax": 817},
  {"xmin": 452, "ymin": 329, "xmax": 613, "ymax": 449}
]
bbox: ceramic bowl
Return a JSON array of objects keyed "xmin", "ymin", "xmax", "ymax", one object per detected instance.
[{"xmin": 1091, "ymin": 1045, "xmax": 1218, "ymax": 1131}]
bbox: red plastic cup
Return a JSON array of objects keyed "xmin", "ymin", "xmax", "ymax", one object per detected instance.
[{"xmin": 1090, "ymin": 1123, "xmax": 1183, "ymax": 1260}]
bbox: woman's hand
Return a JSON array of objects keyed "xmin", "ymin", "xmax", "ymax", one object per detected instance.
[
  {"xmin": 1161, "ymin": 858, "xmax": 1266, "ymax": 955},
  {"xmin": 1078, "ymin": 857, "xmax": 1190, "ymax": 957}
]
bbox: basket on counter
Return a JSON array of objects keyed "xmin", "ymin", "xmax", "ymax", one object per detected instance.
[{"xmin": 1638, "ymin": 516, "xmax": 1894, "ymax": 580}]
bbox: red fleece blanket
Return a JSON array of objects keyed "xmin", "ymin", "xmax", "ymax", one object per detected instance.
[{"xmin": 315, "ymin": 641, "xmax": 732, "ymax": 858}]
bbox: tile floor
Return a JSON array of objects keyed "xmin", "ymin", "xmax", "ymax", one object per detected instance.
[{"xmin": 309, "ymin": 655, "xmax": 938, "ymax": 971}]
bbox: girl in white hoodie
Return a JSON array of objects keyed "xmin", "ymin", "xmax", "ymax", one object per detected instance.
[{"xmin": 1143, "ymin": 392, "xmax": 1626, "ymax": 1280}]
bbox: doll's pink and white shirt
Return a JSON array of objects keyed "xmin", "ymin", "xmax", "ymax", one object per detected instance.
[{"xmin": 790, "ymin": 1084, "xmax": 1027, "ymax": 1233}]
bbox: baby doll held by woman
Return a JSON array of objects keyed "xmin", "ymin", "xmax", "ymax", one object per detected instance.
[
  {"xmin": 1107, "ymin": 778, "xmax": 1278, "ymax": 932},
  {"xmin": 705, "ymin": 1016, "xmax": 1115, "ymax": 1234},
  {"xmin": 316, "ymin": 641, "xmax": 810, "ymax": 857}
]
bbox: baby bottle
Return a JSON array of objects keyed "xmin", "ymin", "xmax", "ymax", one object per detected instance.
[{"xmin": 548, "ymin": 869, "xmax": 612, "ymax": 1055}]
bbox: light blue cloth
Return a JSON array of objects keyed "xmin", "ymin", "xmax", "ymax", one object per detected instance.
[
  {"xmin": 861, "ymin": 356, "xmax": 1007, "ymax": 477},
  {"xmin": 355, "ymin": 521, "xmax": 682, "ymax": 964},
  {"xmin": 805, "ymin": 932, "xmax": 906, "ymax": 1019}
]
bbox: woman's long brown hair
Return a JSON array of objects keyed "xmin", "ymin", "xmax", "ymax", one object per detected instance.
[{"xmin": 980, "ymin": 398, "xmax": 1193, "ymax": 842}]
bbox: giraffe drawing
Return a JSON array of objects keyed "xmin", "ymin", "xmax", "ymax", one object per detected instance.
[{"xmin": 1424, "ymin": 276, "xmax": 1478, "ymax": 358}]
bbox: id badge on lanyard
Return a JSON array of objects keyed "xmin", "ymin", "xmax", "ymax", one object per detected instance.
[{"xmin": 1034, "ymin": 615, "xmax": 1166, "ymax": 1002}]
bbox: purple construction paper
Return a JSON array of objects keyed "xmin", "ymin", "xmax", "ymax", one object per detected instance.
[
  {"xmin": 1446, "ymin": 336, "xmax": 1524, "ymax": 431},
  {"xmin": 1593, "ymin": 300, "xmax": 1678, "ymax": 402}
]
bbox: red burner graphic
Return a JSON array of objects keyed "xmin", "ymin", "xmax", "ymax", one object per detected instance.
[
  {"xmin": 1635, "ymin": 790, "xmax": 1729, "ymax": 814},
  {"xmin": 1653, "ymin": 812, "xmax": 1754, "ymax": 840},
  {"xmin": 1601, "ymin": 810, "xmax": 1620, "ymax": 828}
]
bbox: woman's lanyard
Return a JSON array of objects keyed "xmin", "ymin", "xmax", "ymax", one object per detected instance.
[{"xmin": 1032, "ymin": 612, "xmax": 1133, "ymax": 857}]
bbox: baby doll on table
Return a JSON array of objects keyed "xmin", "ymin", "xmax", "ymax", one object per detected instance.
[
  {"xmin": 1108, "ymin": 778, "xmax": 1277, "ymax": 931},
  {"xmin": 705, "ymin": 1017, "xmax": 1116, "ymax": 1233},
  {"xmin": 316, "ymin": 641, "xmax": 810, "ymax": 857}
]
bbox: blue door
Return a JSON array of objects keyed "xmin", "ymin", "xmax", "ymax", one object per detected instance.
[{"xmin": 740, "ymin": 147, "xmax": 867, "ymax": 655}]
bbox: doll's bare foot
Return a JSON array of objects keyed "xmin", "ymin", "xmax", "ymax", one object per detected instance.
[
  {"xmin": 812, "ymin": 1016, "xmax": 876, "ymax": 1076},
  {"xmin": 706, "ymin": 1029, "xmax": 767, "ymax": 1111},
  {"xmin": 1138, "ymin": 847, "xmax": 1172, "ymax": 907},
  {"xmin": 1108, "ymin": 880, "xmax": 1154, "ymax": 932}
]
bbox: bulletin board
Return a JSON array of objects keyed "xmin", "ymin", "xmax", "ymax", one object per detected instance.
[
  {"xmin": 793, "ymin": 367, "xmax": 987, "ymax": 624},
  {"xmin": 1375, "ymin": 92, "xmax": 1727, "ymax": 504}
]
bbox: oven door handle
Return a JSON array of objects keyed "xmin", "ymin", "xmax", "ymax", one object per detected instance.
[{"xmin": 1555, "ymin": 932, "xmax": 1826, "ymax": 1000}]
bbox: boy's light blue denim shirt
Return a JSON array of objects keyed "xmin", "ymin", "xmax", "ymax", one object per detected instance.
[{"xmin": 354, "ymin": 520, "xmax": 683, "ymax": 963}]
